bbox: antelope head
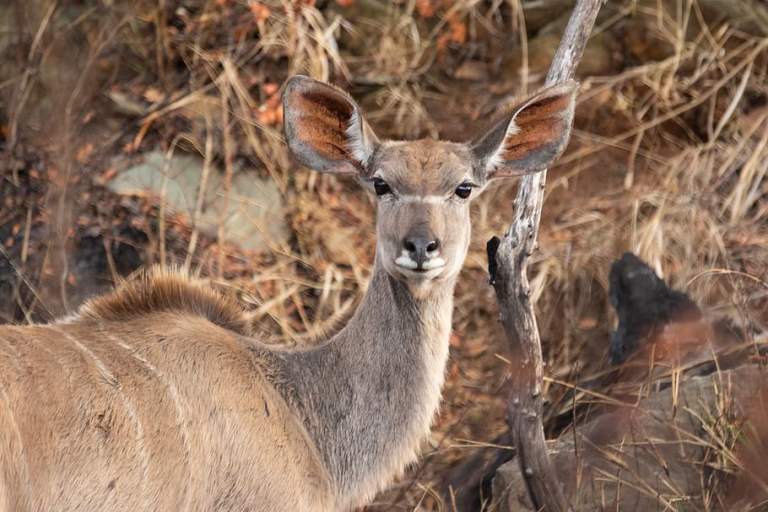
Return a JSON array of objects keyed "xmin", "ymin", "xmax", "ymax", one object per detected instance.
[{"xmin": 283, "ymin": 76, "xmax": 577, "ymax": 291}]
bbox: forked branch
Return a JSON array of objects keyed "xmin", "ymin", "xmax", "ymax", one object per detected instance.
[{"xmin": 487, "ymin": 1, "xmax": 604, "ymax": 511}]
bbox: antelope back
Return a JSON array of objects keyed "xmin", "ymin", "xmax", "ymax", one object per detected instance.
[{"xmin": 0, "ymin": 311, "xmax": 332, "ymax": 511}]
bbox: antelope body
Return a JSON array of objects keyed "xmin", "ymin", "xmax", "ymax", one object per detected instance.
[{"xmin": 0, "ymin": 76, "xmax": 576, "ymax": 511}]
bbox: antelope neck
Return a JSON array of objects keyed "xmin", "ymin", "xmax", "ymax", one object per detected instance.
[{"xmin": 272, "ymin": 257, "xmax": 456, "ymax": 507}]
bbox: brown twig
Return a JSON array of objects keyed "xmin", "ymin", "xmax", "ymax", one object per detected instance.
[{"xmin": 487, "ymin": 1, "xmax": 604, "ymax": 511}]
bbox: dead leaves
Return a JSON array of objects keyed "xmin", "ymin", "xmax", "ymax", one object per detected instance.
[
  {"xmin": 249, "ymin": 2, "xmax": 271, "ymax": 24},
  {"xmin": 437, "ymin": 14, "xmax": 467, "ymax": 51},
  {"xmin": 257, "ymin": 82, "xmax": 282, "ymax": 126},
  {"xmin": 413, "ymin": 0, "xmax": 468, "ymax": 52}
]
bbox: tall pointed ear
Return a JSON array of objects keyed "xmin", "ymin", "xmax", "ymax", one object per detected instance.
[
  {"xmin": 471, "ymin": 81, "xmax": 578, "ymax": 179},
  {"xmin": 283, "ymin": 75, "xmax": 379, "ymax": 176}
]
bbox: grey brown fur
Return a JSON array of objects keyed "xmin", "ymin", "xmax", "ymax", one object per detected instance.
[{"xmin": 0, "ymin": 75, "xmax": 577, "ymax": 511}]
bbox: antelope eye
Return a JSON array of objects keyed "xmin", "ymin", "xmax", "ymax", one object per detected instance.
[
  {"xmin": 455, "ymin": 182, "xmax": 472, "ymax": 199},
  {"xmin": 373, "ymin": 178, "xmax": 391, "ymax": 196}
]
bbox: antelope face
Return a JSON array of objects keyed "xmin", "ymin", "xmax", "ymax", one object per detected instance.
[
  {"xmin": 366, "ymin": 140, "xmax": 475, "ymax": 283},
  {"xmin": 283, "ymin": 76, "xmax": 577, "ymax": 288}
]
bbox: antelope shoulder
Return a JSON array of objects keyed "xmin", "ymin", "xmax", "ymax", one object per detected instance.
[{"xmin": 0, "ymin": 273, "xmax": 334, "ymax": 512}]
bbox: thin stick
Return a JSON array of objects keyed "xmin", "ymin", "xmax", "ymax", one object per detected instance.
[
  {"xmin": 217, "ymin": 67, "xmax": 235, "ymax": 279},
  {"xmin": 183, "ymin": 113, "xmax": 215, "ymax": 274},
  {"xmin": 487, "ymin": 1, "xmax": 604, "ymax": 511}
]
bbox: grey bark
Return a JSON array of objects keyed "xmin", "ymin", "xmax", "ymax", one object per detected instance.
[{"xmin": 488, "ymin": 1, "xmax": 605, "ymax": 511}]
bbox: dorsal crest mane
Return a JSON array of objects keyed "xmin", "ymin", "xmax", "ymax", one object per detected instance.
[{"xmin": 78, "ymin": 267, "xmax": 250, "ymax": 335}]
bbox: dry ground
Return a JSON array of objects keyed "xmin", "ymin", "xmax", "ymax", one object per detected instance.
[{"xmin": 2, "ymin": 0, "xmax": 768, "ymax": 510}]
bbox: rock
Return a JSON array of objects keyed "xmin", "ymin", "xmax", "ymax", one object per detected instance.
[
  {"xmin": 492, "ymin": 365, "xmax": 768, "ymax": 511},
  {"xmin": 697, "ymin": 0, "xmax": 768, "ymax": 36},
  {"xmin": 501, "ymin": 14, "xmax": 620, "ymax": 83},
  {"xmin": 108, "ymin": 150, "xmax": 289, "ymax": 252},
  {"xmin": 625, "ymin": 0, "xmax": 768, "ymax": 64},
  {"xmin": 454, "ymin": 60, "xmax": 490, "ymax": 82},
  {"xmin": 523, "ymin": 0, "xmax": 577, "ymax": 34},
  {"xmin": 0, "ymin": 4, "xmax": 13, "ymax": 58},
  {"xmin": 623, "ymin": 16, "xmax": 675, "ymax": 64}
]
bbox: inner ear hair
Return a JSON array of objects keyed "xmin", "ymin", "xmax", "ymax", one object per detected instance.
[
  {"xmin": 283, "ymin": 76, "xmax": 378, "ymax": 175},
  {"xmin": 472, "ymin": 80, "xmax": 578, "ymax": 179}
]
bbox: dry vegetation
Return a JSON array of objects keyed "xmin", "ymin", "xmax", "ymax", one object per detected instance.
[{"xmin": 2, "ymin": 0, "xmax": 768, "ymax": 510}]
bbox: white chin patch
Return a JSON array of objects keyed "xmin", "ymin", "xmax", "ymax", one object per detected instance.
[
  {"xmin": 394, "ymin": 251, "xmax": 447, "ymax": 272},
  {"xmin": 422, "ymin": 257, "xmax": 446, "ymax": 270},
  {"xmin": 395, "ymin": 252, "xmax": 418, "ymax": 270}
]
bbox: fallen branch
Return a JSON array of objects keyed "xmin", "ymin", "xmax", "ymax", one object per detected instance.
[{"xmin": 487, "ymin": 1, "xmax": 604, "ymax": 511}]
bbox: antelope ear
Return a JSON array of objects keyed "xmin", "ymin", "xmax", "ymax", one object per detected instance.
[
  {"xmin": 283, "ymin": 75, "xmax": 379, "ymax": 175},
  {"xmin": 472, "ymin": 81, "xmax": 578, "ymax": 179}
]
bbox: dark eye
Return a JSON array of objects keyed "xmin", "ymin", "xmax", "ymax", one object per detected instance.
[
  {"xmin": 455, "ymin": 182, "xmax": 472, "ymax": 199},
  {"xmin": 373, "ymin": 177, "xmax": 391, "ymax": 196}
]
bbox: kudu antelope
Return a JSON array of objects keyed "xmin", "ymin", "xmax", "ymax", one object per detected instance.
[{"xmin": 0, "ymin": 76, "xmax": 576, "ymax": 511}]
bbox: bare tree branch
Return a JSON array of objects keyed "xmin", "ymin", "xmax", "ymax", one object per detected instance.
[{"xmin": 487, "ymin": 1, "xmax": 605, "ymax": 511}]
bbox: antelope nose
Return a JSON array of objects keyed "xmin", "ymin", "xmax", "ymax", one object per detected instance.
[{"xmin": 403, "ymin": 236, "xmax": 439, "ymax": 267}]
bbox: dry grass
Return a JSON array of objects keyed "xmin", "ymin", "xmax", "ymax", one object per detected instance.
[{"xmin": 2, "ymin": 0, "xmax": 768, "ymax": 510}]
